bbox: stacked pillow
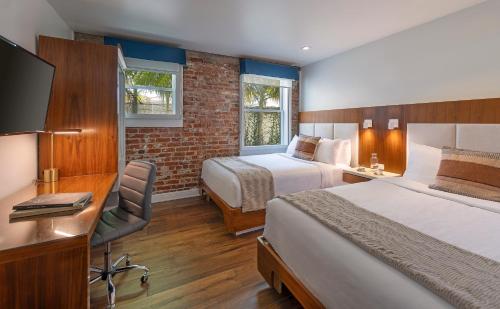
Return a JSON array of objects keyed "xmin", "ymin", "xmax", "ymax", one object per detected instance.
[
  {"xmin": 286, "ymin": 135, "xmax": 351, "ymax": 165},
  {"xmin": 429, "ymin": 147, "xmax": 500, "ymax": 202},
  {"xmin": 404, "ymin": 142, "xmax": 442, "ymax": 185},
  {"xmin": 314, "ymin": 138, "xmax": 351, "ymax": 166},
  {"xmin": 292, "ymin": 135, "xmax": 321, "ymax": 161},
  {"xmin": 286, "ymin": 135, "xmax": 299, "ymax": 155}
]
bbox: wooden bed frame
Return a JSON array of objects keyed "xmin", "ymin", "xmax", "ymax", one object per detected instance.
[
  {"xmin": 200, "ymin": 180, "xmax": 266, "ymax": 235},
  {"xmin": 257, "ymin": 236, "xmax": 324, "ymax": 309}
]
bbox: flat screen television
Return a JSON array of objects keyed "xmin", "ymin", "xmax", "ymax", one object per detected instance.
[{"xmin": 0, "ymin": 35, "xmax": 55, "ymax": 135}]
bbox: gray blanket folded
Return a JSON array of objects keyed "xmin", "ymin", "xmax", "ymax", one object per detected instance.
[
  {"xmin": 279, "ymin": 189, "xmax": 500, "ymax": 309},
  {"xmin": 211, "ymin": 157, "xmax": 274, "ymax": 212}
]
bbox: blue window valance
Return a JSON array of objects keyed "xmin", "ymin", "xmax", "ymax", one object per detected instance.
[
  {"xmin": 240, "ymin": 58, "xmax": 299, "ymax": 80},
  {"xmin": 104, "ymin": 37, "xmax": 186, "ymax": 65}
]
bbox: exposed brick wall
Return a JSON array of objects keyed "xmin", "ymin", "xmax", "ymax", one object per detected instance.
[
  {"xmin": 127, "ymin": 51, "xmax": 240, "ymax": 193},
  {"xmin": 75, "ymin": 33, "xmax": 299, "ymax": 194}
]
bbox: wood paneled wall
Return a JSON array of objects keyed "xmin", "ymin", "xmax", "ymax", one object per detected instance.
[
  {"xmin": 299, "ymin": 98, "xmax": 500, "ymax": 174},
  {"xmin": 38, "ymin": 36, "xmax": 118, "ymax": 177}
]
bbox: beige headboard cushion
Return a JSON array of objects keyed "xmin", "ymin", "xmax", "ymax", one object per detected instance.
[
  {"xmin": 456, "ymin": 124, "xmax": 500, "ymax": 153},
  {"xmin": 299, "ymin": 123, "xmax": 359, "ymax": 167}
]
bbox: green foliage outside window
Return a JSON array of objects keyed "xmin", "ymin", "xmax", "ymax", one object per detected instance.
[
  {"xmin": 243, "ymin": 82, "xmax": 281, "ymax": 146},
  {"xmin": 125, "ymin": 70, "xmax": 174, "ymax": 115}
]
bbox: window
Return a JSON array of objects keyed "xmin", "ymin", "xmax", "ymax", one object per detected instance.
[
  {"xmin": 123, "ymin": 58, "xmax": 183, "ymax": 127},
  {"xmin": 241, "ymin": 75, "xmax": 291, "ymax": 153}
]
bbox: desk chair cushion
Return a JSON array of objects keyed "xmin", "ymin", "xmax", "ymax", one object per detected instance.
[
  {"xmin": 119, "ymin": 162, "xmax": 155, "ymax": 221},
  {"xmin": 91, "ymin": 161, "xmax": 156, "ymax": 247},
  {"xmin": 92, "ymin": 208, "xmax": 147, "ymax": 246}
]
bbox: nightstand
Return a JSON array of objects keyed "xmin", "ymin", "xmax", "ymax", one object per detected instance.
[{"xmin": 342, "ymin": 167, "xmax": 401, "ymax": 184}]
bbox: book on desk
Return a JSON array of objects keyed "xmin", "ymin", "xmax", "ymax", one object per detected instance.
[{"xmin": 10, "ymin": 192, "xmax": 93, "ymax": 220}]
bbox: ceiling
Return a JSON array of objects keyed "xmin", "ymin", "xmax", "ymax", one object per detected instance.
[{"xmin": 47, "ymin": 0, "xmax": 485, "ymax": 66}]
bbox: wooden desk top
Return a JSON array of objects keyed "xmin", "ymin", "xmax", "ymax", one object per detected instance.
[{"xmin": 0, "ymin": 173, "xmax": 116, "ymax": 253}]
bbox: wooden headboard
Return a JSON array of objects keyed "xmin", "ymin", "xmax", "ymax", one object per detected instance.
[{"xmin": 299, "ymin": 98, "xmax": 500, "ymax": 174}]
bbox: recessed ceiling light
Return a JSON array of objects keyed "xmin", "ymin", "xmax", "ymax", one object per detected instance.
[{"xmin": 301, "ymin": 46, "xmax": 311, "ymax": 51}]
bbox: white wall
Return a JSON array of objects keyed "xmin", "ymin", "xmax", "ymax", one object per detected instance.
[
  {"xmin": 0, "ymin": 0, "xmax": 73, "ymax": 199},
  {"xmin": 301, "ymin": 0, "xmax": 500, "ymax": 111}
]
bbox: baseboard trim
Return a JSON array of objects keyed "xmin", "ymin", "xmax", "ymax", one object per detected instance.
[{"xmin": 152, "ymin": 188, "xmax": 200, "ymax": 203}]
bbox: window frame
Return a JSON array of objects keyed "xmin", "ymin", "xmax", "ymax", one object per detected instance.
[
  {"xmin": 124, "ymin": 57, "xmax": 183, "ymax": 128},
  {"xmin": 239, "ymin": 74, "xmax": 292, "ymax": 155}
]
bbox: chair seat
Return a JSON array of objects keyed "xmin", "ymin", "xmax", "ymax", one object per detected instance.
[{"xmin": 91, "ymin": 207, "xmax": 147, "ymax": 247}]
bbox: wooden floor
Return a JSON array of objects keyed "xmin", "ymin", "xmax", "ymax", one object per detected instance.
[{"xmin": 90, "ymin": 197, "xmax": 301, "ymax": 308}]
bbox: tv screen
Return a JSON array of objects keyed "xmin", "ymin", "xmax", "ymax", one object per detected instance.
[{"xmin": 0, "ymin": 36, "xmax": 55, "ymax": 135}]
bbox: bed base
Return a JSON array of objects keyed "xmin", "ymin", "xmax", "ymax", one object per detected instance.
[
  {"xmin": 200, "ymin": 181, "xmax": 266, "ymax": 235},
  {"xmin": 257, "ymin": 236, "xmax": 324, "ymax": 309}
]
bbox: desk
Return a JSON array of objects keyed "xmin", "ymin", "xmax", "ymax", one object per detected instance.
[{"xmin": 0, "ymin": 173, "xmax": 116, "ymax": 309}]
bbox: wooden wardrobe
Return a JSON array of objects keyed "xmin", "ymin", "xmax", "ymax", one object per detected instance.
[{"xmin": 38, "ymin": 36, "xmax": 118, "ymax": 178}]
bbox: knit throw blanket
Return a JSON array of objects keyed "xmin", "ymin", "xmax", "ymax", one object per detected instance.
[
  {"xmin": 211, "ymin": 157, "xmax": 274, "ymax": 212},
  {"xmin": 279, "ymin": 190, "xmax": 500, "ymax": 309}
]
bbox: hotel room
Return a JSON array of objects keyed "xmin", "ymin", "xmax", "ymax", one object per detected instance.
[{"xmin": 0, "ymin": 0, "xmax": 499, "ymax": 308}]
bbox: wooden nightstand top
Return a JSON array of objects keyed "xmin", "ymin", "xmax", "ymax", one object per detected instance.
[{"xmin": 343, "ymin": 167, "xmax": 401, "ymax": 180}]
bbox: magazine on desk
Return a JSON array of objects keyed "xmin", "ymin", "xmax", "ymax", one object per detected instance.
[{"xmin": 10, "ymin": 192, "xmax": 93, "ymax": 220}]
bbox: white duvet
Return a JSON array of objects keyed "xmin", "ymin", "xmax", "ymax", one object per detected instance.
[
  {"xmin": 264, "ymin": 177, "xmax": 500, "ymax": 309},
  {"xmin": 201, "ymin": 153, "xmax": 344, "ymax": 208}
]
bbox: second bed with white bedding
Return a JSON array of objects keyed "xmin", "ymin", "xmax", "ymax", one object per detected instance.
[
  {"xmin": 264, "ymin": 177, "xmax": 500, "ymax": 309},
  {"xmin": 201, "ymin": 153, "xmax": 344, "ymax": 208}
]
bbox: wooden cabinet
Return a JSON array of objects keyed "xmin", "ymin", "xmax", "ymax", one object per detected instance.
[
  {"xmin": 343, "ymin": 172, "xmax": 372, "ymax": 184},
  {"xmin": 38, "ymin": 36, "xmax": 118, "ymax": 178},
  {"xmin": 343, "ymin": 168, "xmax": 401, "ymax": 184}
]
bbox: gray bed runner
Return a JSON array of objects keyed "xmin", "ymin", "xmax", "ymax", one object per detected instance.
[
  {"xmin": 279, "ymin": 189, "xmax": 500, "ymax": 309},
  {"xmin": 211, "ymin": 157, "xmax": 274, "ymax": 212}
]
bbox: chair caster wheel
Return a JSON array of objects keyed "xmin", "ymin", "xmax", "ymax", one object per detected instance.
[{"xmin": 141, "ymin": 273, "xmax": 149, "ymax": 283}]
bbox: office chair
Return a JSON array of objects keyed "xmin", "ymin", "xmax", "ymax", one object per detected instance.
[{"xmin": 90, "ymin": 160, "xmax": 156, "ymax": 308}]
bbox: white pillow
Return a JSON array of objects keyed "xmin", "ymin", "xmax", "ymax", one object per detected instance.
[
  {"xmin": 314, "ymin": 138, "xmax": 351, "ymax": 166},
  {"xmin": 286, "ymin": 135, "xmax": 299, "ymax": 155},
  {"xmin": 335, "ymin": 139, "xmax": 351, "ymax": 166},
  {"xmin": 404, "ymin": 142, "xmax": 441, "ymax": 185}
]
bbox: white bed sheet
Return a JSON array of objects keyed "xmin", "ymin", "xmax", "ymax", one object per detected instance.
[
  {"xmin": 201, "ymin": 153, "xmax": 344, "ymax": 208},
  {"xmin": 263, "ymin": 177, "xmax": 500, "ymax": 309}
]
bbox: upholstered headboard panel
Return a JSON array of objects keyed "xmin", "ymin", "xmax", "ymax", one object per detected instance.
[
  {"xmin": 314, "ymin": 123, "xmax": 334, "ymax": 139},
  {"xmin": 299, "ymin": 122, "xmax": 359, "ymax": 167},
  {"xmin": 299, "ymin": 123, "xmax": 314, "ymax": 136},
  {"xmin": 407, "ymin": 124, "xmax": 456, "ymax": 149},
  {"xmin": 407, "ymin": 123, "xmax": 500, "ymax": 164},
  {"xmin": 456, "ymin": 124, "xmax": 500, "ymax": 153}
]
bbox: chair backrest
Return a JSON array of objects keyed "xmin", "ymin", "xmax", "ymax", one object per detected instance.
[{"xmin": 118, "ymin": 160, "xmax": 157, "ymax": 222}]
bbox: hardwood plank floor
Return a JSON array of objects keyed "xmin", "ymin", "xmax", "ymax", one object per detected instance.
[{"xmin": 90, "ymin": 197, "xmax": 301, "ymax": 308}]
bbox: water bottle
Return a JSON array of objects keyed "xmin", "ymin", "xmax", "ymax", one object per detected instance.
[{"xmin": 370, "ymin": 153, "xmax": 379, "ymax": 170}]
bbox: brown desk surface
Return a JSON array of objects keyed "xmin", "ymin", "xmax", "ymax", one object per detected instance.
[{"xmin": 0, "ymin": 173, "xmax": 116, "ymax": 253}]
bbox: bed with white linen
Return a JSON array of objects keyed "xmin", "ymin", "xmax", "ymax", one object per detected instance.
[
  {"xmin": 201, "ymin": 123, "xmax": 358, "ymax": 234},
  {"xmin": 260, "ymin": 123, "xmax": 500, "ymax": 308},
  {"xmin": 201, "ymin": 153, "xmax": 344, "ymax": 209}
]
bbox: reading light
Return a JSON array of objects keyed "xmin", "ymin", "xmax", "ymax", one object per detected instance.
[
  {"xmin": 301, "ymin": 46, "xmax": 311, "ymax": 51},
  {"xmin": 388, "ymin": 119, "xmax": 399, "ymax": 130},
  {"xmin": 42, "ymin": 129, "xmax": 82, "ymax": 183},
  {"xmin": 363, "ymin": 119, "xmax": 373, "ymax": 129},
  {"xmin": 53, "ymin": 129, "xmax": 81, "ymax": 135}
]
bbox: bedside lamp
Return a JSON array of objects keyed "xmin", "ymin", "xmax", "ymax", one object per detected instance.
[
  {"xmin": 43, "ymin": 129, "xmax": 81, "ymax": 183},
  {"xmin": 388, "ymin": 119, "xmax": 399, "ymax": 130},
  {"xmin": 363, "ymin": 119, "xmax": 373, "ymax": 129}
]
